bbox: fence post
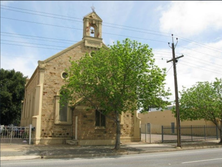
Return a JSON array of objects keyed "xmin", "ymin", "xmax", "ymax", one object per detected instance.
[
  {"xmin": 10, "ymin": 125, "xmax": 13, "ymax": 144},
  {"xmin": 204, "ymin": 125, "xmax": 206, "ymax": 140},
  {"xmin": 149, "ymin": 124, "xmax": 152, "ymax": 144},
  {"xmin": 29, "ymin": 124, "xmax": 32, "ymax": 145},
  {"xmin": 216, "ymin": 126, "xmax": 218, "ymax": 140},
  {"xmin": 161, "ymin": 126, "xmax": 164, "ymax": 143},
  {"xmin": 145, "ymin": 124, "xmax": 147, "ymax": 143},
  {"xmin": 191, "ymin": 125, "xmax": 193, "ymax": 141},
  {"xmin": 75, "ymin": 116, "xmax": 78, "ymax": 140}
]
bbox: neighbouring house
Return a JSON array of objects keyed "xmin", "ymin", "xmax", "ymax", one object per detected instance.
[
  {"xmin": 20, "ymin": 11, "xmax": 141, "ymax": 145},
  {"xmin": 138, "ymin": 108, "xmax": 218, "ymax": 136}
]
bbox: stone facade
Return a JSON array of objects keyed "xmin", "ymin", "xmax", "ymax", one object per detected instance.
[{"xmin": 21, "ymin": 11, "xmax": 141, "ymax": 145}]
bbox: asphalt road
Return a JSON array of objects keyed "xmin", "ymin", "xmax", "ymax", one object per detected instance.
[{"xmin": 1, "ymin": 148, "xmax": 222, "ymax": 167}]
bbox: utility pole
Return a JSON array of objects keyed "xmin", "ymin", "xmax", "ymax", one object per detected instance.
[{"xmin": 167, "ymin": 34, "xmax": 184, "ymax": 148}]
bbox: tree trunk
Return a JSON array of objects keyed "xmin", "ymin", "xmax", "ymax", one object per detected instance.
[
  {"xmin": 219, "ymin": 120, "xmax": 222, "ymax": 144},
  {"xmin": 114, "ymin": 111, "xmax": 121, "ymax": 150}
]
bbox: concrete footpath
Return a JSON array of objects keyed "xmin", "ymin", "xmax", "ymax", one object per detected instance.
[{"xmin": 1, "ymin": 140, "xmax": 222, "ymax": 161}]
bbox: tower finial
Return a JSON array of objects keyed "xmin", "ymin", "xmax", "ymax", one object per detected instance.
[{"xmin": 91, "ymin": 6, "xmax": 95, "ymax": 12}]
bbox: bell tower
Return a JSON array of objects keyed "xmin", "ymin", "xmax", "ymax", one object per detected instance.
[{"xmin": 82, "ymin": 8, "xmax": 103, "ymax": 48}]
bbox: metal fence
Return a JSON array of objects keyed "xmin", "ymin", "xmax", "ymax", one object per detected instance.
[
  {"xmin": 141, "ymin": 124, "xmax": 220, "ymax": 143},
  {"xmin": 161, "ymin": 125, "xmax": 219, "ymax": 143},
  {"xmin": 0, "ymin": 124, "xmax": 32, "ymax": 144},
  {"xmin": 141, "ymin": 124, "xmax": 162, "ymax": 143}
]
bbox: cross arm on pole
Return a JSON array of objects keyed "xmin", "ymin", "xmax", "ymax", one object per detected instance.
[{"xmin": 167, "ymin": 54, "xmax": 184, "ymax": 63}]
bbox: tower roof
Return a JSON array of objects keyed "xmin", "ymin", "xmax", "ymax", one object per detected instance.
[{"xmin": 83, "ymin": 12, "xmax": 102, "ymax": 22}]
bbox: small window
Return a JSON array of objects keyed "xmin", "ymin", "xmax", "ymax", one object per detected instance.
[
  {"xmin": 59, "ymin": 102, "xmax": 68, "ymax": 122},
  {"xmin": 61, "ymin": 72, "xmax": 68, "ymax": 79},
  {"xmin": 95, "ymin": 110, "xmax": 106, "ymax": 127}
]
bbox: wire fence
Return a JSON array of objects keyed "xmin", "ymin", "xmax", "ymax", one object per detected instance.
[{"xmin": 141, "ymin": 124, "xmax": 220, "ymax": 143}]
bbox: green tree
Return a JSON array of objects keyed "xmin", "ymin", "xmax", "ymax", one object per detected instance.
[
  {"xmin": 0, "ymin": 69, "xmax": 27, "ymax": 125},
  {"xmin": 178, "ymin": 78, "xmax": 222, "ymax": 143},
  {"xmin": 61, "ymin": 38, "xmax": 170, "ymax": 149}
]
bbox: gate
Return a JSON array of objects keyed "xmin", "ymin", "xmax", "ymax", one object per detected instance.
[
  {"xmin": 0, "ymin": 124, "xmax": 32, "ymax": 144},
  {"xmin": 141, "ymin": 124, "xmax": 162, "ymax": 143}
]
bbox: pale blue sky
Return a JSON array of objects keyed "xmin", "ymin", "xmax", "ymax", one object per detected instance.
[{"xmin": 1, "ymin": 1, "xmax": 222, "ymax": 102}]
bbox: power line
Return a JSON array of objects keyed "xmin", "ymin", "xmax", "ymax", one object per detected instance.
[
  {"xmin": 2, "ymin": 43, "xmax": 222, "ymax": 76},
  {"xmin": 150, "ymin": 53, "xmax": 222, "ymax": 76},
  {"xmin": 179, "ymin": 55, "xmax": 222, "ymax": 71},
  {"xmin": 1, "ymin": 43, "xmax": 63, "ymax": 50},
  {"xmin": 1, "ymin": 39, "xmax": 68, "ymax": 49},
  {"xmin": 1, "ymin": 53, "xmax": 41, "ymax": 60},
  {"xmin": 1, "ymin": 16, "xmax": 82, "ymax": 31},
  {"xmin": 175, "ymin": 51, "xmax": 222, "ymax": 74},
  {"xmin": 179, "ymin": 46, "xmax": 222, "ymax": 60},
  {"xmin": 3, "ymin": 41, "xmax": 221, "ymax": 74},
  {"xmin": 179, "ymin": 37, "xmax": 222, "ymax": 53},
  {"xmin": 1, "ymin": 5, "xmax": 82, "ymax": 22},
  {"xmin": 1, "ymin": 5, "xmax": 222, "ymax": 69},
  {"xmin": 2, "ymin": 32, "xmax": 172, "ymax": 59},
  {"xmin": 1, "ymin": 32, "xmax": 78, "ymax": 44},
  {"xmin": 103, "ymin": 31, "xmax": 166, "ymax": 43},
  {"xmin": 180, "ymin": 53, "xmax": 222, "ymax": 69},
  {"xmin": 179, "ymin": 61, "xmax": 222, "ymax": 76},
  {"xmin": 166, "ymin": 65, "xmax": 173, "ymax": 73},
  {"xmin": 1, "ymin": 32, "xmax": 77, "ymax": 43},
  {"xmin": 2, "ymin": 4, "xmax": 221, "ymax": 53},
  {"xmin": 1, "ymin": 17, "xmax": 167, "ymax": 44},
  {"xmin": 154, "ymin": 53, "xmax": 222, "ymax": 75},
  {"xmin": 1, "ymin": 5, "xmax": 169, "ymax": 38},
  {"xmin": 2, "ymin": 33, "xmax": 221, "ymax": 73},
  {"xmin": 180, "ymin": 61, "xmax": 222, "ymax": 75},
  {"xmin": 2, "ymin": 17, "xmax": 221, "ymax": 58}
]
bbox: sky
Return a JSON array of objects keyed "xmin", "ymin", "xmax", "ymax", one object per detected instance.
[{"xmin": 1, "ymin": 1, "xmax": 222, "ymax": 103}]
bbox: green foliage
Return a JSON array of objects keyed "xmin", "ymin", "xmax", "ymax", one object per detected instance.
[
  {"xmin": 0, "ymin": 69, "xmax": 27, "ymax": 125},
  {"xmin": 61, "ymin": 38, "xmax": 170, "ymax": 114},
  {"xmin": 177, "ymin": 78, "xmax": 222, "ymax": 124},
  {"xmin": 61, "ymin": 38, "xmax": 171, "ymax": 149}
]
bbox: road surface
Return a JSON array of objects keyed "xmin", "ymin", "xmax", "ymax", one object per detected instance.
[{"xmin": 2, "ymin": 148, "xmax": 222, "ymax": 167}]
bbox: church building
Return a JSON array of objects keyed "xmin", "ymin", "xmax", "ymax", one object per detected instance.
[{"xmin": 20, "ymin": 11, "xmax": 141, "ymax": 145}]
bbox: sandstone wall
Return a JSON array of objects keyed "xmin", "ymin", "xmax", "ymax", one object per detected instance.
[
  {"xmin": 26, "ymin": 41, "xmax": 140, "ymax": 144},
  {"xmin": 40, "ymin": 42, "xmax": 98, "ymax": 141},
  {"xmin": 21, "ymin": 69, "xmax": 39, "ymax": 126},
  {"xmin": 73, "ymin": 106, "xmax": 138, "ymax": 144}
]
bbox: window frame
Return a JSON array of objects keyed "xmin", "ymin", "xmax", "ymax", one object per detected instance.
[
  {"xmin": 95, "ymin": 109, "xmax": 106, "ymax": 128},
  {"xmin": 54, "ymin": 94, "xmax": 72, "ymax": 125}
]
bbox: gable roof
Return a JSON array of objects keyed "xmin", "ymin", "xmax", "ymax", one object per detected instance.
[
  {"xmin": 26, "ymin": 12, "xmax": 106, "ymax": 85},
  {"xmin": 83, "ymin": 11, "xmax": 102, "ymax": 22},
  {"xmin": 43, "ymin": 40, "xmax": 83, "ymax": 63}
]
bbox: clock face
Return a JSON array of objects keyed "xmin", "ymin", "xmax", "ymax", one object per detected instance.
[{"xmin": 92, "ymin": 13, "xmax": 95, "ymax": 18}]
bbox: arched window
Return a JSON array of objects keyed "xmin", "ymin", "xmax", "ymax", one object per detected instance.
[
  {"xmin": 59, "ymin": 101, "xmax": 68, "ymax": 122},
  {"xmin": 54, "ymin": 92, "xmax": 72, "ymax": 125},
  {"xmin": 90, "ymin": 27, "xmax": 95, "ymax": 37}
]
